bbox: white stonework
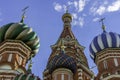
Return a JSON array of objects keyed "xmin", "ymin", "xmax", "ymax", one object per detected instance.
[
  {"xmin": 8, "ymin": 54, "xmax": 13, "ymax": 62},
  {"xmin": 114, "ymin": 58, "xmax": 118, "ymax": 67},
  {"xmin": 0, "ymin": 65, "xmax": 11, "ymax": 69}
]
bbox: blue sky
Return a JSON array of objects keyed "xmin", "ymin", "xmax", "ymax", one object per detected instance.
[{"xmin": 0, "ymin": 0, "xmax": 120, "ymax": 79}]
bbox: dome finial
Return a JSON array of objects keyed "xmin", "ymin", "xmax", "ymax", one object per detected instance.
[
  {"xmin": 20, "ymin": 6, "xmax": 29, "ymax": 23},
  {"xmin": 62, "ymin": 5, "xmax": 72, "ymax": 26},
  {"xmin": 27, "ymin": 54, "xmax": 33, "ymax": 73},
  {"xmin": 66, "ymin": 5, "xmax": 69, "ymax": 13},
  {"xmin": 99, "ymin": 18, "xmax": 106, "ymax": 32}
]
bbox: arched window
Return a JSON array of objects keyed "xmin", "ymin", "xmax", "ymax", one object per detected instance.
[
  {"xmin": 8, "ymin": 54, "xmax": 13, "ymax": 62},
  {"xmin": 0, "ymin": 56, "xmax": 2, "ymax": 61},
  {"xmin": 103, "ymin": 60, "xmax": 108, "ymax": 69},
  {"xmin": 114, "ymin": 58, "xmax": 118, "ymax": 67},
  {"xmin": 52, "ymin": 68, "xmax": 73, "ymax": 80},
  {"xmin": 61, "ymin": 73, "xmax": 64, "ymax": 80}
]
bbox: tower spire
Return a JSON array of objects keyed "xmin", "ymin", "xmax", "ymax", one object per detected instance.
[
  {"xmin": 20, "ymin": 6, "xmax": 29, "ymax": 23},
  {"xmin": 99, "ymin": 18, "xmax": 106, "ymax": 32}
]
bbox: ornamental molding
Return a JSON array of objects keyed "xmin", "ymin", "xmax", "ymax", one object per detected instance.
[
  {"xmin": 0, "ymin": 40, "xmax": 31, "ymax": 58},
  {"xmin": 97, "ymin": 56, "xmax": 120, "ymax": 66},
  {"xmin": 102, "ymin": 74, "xmax": 120, "ymax": 80},
  {"xmin": 51, "ymin": 38, "xmax": 84, "ymax": 51},
  {"xmin": 0, "ymin": 40, "xmax": 31, "ymax": 50},
  {"xmin": 96, "ymin": 51, "xmax": 120, "ymax": 65},
  {"xmin": 52, "ymin": 68, "xmax": 73, "ymax": 76},
  {"xmin": 0, "ymin": 51, "xmax": 26, "ymax": 59},
  {"xmin": 96, "ymin": 48, "xmax": 120, "ymax": 57},
  {"xmin": 0, "ymin": 40, "xmax": 31, "ymax": 54},
  {"xmin": 0, "ymin": 69, "xmax": 20, "ymax": 74},
  {"xmin": 77, "ymin": 63, "xmax": 94, "ymax": 77}
]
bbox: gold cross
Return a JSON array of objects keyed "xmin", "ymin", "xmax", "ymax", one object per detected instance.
[
  {"xmin": 20, "ymin": 6, "xmax": 29, "ymax": 23},
  {"xmin": 99, "ymin": 17, "xmax": 105, "ymax": 25},
  {"xmin": 99, "ymin": 18, "xmax": 106, "ymax": 31}
]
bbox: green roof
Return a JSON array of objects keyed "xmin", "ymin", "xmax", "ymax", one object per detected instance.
[{"xmin": 0, "ymin": 22, "xmax": 40, "ymax": 55}]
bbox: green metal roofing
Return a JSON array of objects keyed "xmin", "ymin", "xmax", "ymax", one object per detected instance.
[
  {"xmin": 14, "ymin": 73, "xmax": 40, "ymax": 80},
  {"xmin": 0, "ymin": 22, "xmax": 40, "ymax": 55}
]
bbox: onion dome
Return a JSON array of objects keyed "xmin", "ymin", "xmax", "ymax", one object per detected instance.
[
  {"xmin": 47, "ymin": 51, "xmax": 76, "ymax": 74},
  {"xmin": 90, "ymin": 30, "xmax": 120, "ymax": 60},
  {"xmin": 14, "ymin": 56, "xmax": 41, "ymax": 80},
  {"xmin": 62, "ymin": 9, "xmax": 72, "ymax": 22},
  {"xmin": 0, "ymin": 22, "xmax": 40, "ymax": 55},
  {"xmin": 62, "ymin": 13, "xmax": 72, "ymax": 21},
  {"xmin": 14, "ymin": 73, "xmax": 40, "ymax": 80}
]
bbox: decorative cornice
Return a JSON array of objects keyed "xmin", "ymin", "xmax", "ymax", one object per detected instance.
[
  {"xmin": 0, "ymin": 40, "xmax": 31, "ymax": 59},
  {"xmin": 0, "ymin": 69, "xmax": 20, "ymax": 74},
  {"xmin": 77, "ymin": 63, "xmax": 94, "ymax": 77},
  {"xmin": 102, "ymin": 74, "xmax": 120, "ymax": 80},
  {"xmin": 95, "ymin": 48, "xmax": 120, "ymax": 65}
]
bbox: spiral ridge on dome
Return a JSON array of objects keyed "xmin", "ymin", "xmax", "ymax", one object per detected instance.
[
  {"xmin": 0, "ymin": 22, "xmax": 40, "ymax": 55},
  {"xmin": 14, "ymin": 73, "xmax": 40, "ymax": 80}
]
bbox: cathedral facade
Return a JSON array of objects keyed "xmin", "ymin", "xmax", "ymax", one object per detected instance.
[
  {"xmin": 0, "ymin": 10, "xmax": 120, "ymax": 80},
  {"xmin": 43, "ymin": 12, "xmax": 120, "ymax": 80}
]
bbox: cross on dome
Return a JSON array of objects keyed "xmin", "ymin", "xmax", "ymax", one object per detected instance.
[
  {"xmin": 99, "ymin": 18, "xmax": 106, "ymax": 32},
  {"xmin": 20, "ymin": 6, "xmax": 29, "ymax": 23}
]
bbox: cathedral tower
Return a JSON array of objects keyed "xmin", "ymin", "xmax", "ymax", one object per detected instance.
[
  {"xmin": 0, "ymin": 11, "xmax": 40, "ymax": 79},
  {"xmin": 90, "ymin": 20, "xmax": 120, "ymax": 80},
  {"xmin": 43, "ymin": 11, "xmax": 93, "ymax": 80}
]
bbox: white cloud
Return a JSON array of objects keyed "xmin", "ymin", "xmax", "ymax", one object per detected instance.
[
  {"xmin": 72, "ymin": 13, "xmax": 78, "ymax": 19},
  {"xmin": 72, "ymin": 20, "xmax": 78, "ymax": 26},
  {"xmin": 93, "ymin": 17, "xmax": 100, "ymax": 22},
  {"xmin": 67, "ymin": 0, "xmax": 87, "ymax": 12},
  {"xmin": 103, "ymin": 1, "xmax": 108, "ymax": 5},
  {"xmin": 107, "ymin": 0, "xmax": 120, "ymax": 12},
  {"xmin": 79, "ymin": 17, "xmax": 84, "ymax": 27},
  {"xmin": 53, "ymin": 3, "xmax": 63, "ymax": 12},
  {"xmin": 78, "ymin": 0, "xmax": 86, "ymax": 12},
  {"xmin": 96, "ymin": 6, "xmax": 106, "ymax": 15},
  {"xmin": 62, "ymin": 5, "xmax": 67, "ymax": 12},
  {"xmin": 72, "ymin": 16, "xmax": 85, "ymax": 27},
  {"xmin": 90, "ymin": 0, "xmax": 120, "ymax": 15},
  {"xmin": 68, "ymin": 1, "xmax": 73, "ymax": 5},
  {"xmin": 73, "ymin": 1, "xmax": 78, "ymax": 10},
  {"xmin": 53, "ymin": 0, "xmax": 120, "ymax": 27},
  {"xmin": 89, "ymin": 1, "xmax": 98, "ymax": 15}
]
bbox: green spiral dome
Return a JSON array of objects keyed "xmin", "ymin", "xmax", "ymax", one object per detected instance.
[
  {"xmin": 14, "ymin": 73, "xmax": 41, "ymax": 80},
  {"xmin": 0, "ymin": 22, "xmax": 40, "ymax": 55}
]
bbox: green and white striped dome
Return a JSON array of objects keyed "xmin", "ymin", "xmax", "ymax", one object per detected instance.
[
  {"xmin": 14, "ymin": 73, "xmax": 40, "ymax": 80},
  {"xmin": 0, "ymin": 22, "xmax": 40, "ymax": 55}
]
